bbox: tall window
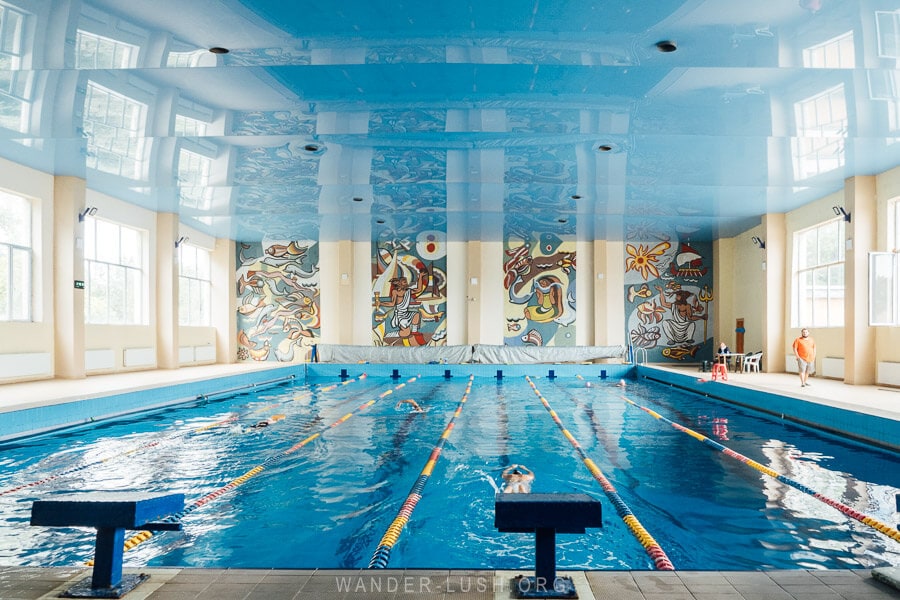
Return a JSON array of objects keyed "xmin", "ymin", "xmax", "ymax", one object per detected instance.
[
  {"xmin": 875, "ymin": 10, "xmax": 900, "ymax": 59},
  {"xmin": 166, "ymin": 49, "xmax": 208, "ymax": 68},
  {"xmin": 793, "ymin": 218, "xmax": 845, "ymax": 327},
  {"xmin": 84, "ymin": 216, "xmax": 145, "ymax": 324},
  {"xmin": 75, "ymin": 30, "xmax": 138, "ymax": 69},
  {"xmin": 0, "ymin": 190, "xmax": 31, "ymax": 321},
  {"xmin": 803, "ymin": 32, "xmax": 855, "ymax": 68},
  {"xmin": 0, "ymin": 4, "xmax": 33, "ymax": 133},
  {"xmin": 83, "ymin": 81, "xmax": 147, "ymax": 178},
  {"xmin": 177, "ymin": 148, "xmax": 213, "ymax": 209},
  {"xmin": 792, "ymin": 85, "xmax": 847, "ymax": 180},
  {"xmin": 178, "ymin": 243, "xmax": 211, "ymax": 326},
  {"xmin": 174, "ymin": 114, "xmax": 208, "ymax": 137},
  {"xmin": 870, "ymin": 198, "xmax": 900, "ymax": 326}
]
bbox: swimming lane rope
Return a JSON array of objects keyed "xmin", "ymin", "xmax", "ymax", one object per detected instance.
[
  {"xmin": 525, "ymin": 376, "xmax": 675, "ymax": 570},
  {"xmin": 0, "ymin": 374, "xmax": 369, "ymax": 498},
  {"xmin": 108, "ymin": 375, "xmax": 416, "ymax": 559},
  {"xmin": 368, "ymin": 374, "xmax": 475, "ymax": 569},
  {"xmin": 617, "ymin": 392, "xmax": 900, "ymax": 545}
]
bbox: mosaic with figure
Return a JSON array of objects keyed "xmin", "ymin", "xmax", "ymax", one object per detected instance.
[
  {"xmin": 503, "ymin": 224, "xmax": 576, "ymax": 347},
  {"xmin": 624, "ymin": 230, "xmax": 714, "ymax": 363},
  {"xmin": 236, "ymin": 240, "xmax": 320, "ymax": 362},
  {"xmin": 372, "ymin": 230, "xmax": 447, "ymax": 346}
]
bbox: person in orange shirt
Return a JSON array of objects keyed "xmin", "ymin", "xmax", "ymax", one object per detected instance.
[{"xmin": 792, "ymin": 328, "xmax": 816, "ymax": 388}]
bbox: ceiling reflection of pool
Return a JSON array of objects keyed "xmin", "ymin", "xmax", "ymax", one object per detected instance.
[{"xmin": 1, "ymin": 373, "xmax": 898, "ymax": 570}]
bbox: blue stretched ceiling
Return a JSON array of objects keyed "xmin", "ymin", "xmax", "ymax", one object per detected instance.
[{"xmin": 2, "ymin": 0, "xmax": 899, "ymax": 242}]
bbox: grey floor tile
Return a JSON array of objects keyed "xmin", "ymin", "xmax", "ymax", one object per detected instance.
[
  {"xmin": 632, "ymin": 572, "xmax": 690, "ymax": 594},
  {"xmin": 194, "ymin": 582, "xmax": 252, "ymax": 600},
  {"xmin": 293, "ymin": 593, "xmax": 347, "ymax": 600},
  {"xmin": 826, "ymin": 581, "xmax": 900, "ymax": 599},
  {"xmin": 244, "ymin": 582, "xmax": 304, "ymax": 600},
  {"xmin": 147, "ymin": 591, "xmax": 204, "ymax": 600}
]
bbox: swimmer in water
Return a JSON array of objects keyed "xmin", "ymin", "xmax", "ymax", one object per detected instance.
[
  {"xmin": 249, "ymin": 414, "xmax": 285, "ymax": 429},
  {"xmin": 615, "ymin": 379, "xmax": 626, "ymax": 388},
  {"xmin": 501, "ymin": 464, "xmax": 534, "ymax": 494},
  {"xmin": 396, "ymin": 399, "xmax": 424, "ymax": 413}
]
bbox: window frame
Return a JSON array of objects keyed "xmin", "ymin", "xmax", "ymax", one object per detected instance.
[
  {"xmin": 870, "ymin": 197, "xmax": 900, "ymax": 326},
  {"xmin": 792, "ymin": 217, "xmax": 846, "ymax": 328},
  {"xmin": 83, "ymin": 215, "xmax": 147, "ymax": 325},
  {"xmin": 177, "ymin": 242, "xmax": 212, "ymax": 327},
  {"xmin": 0, "ymin": 190, "xmax": 33, "ymax": 322}
]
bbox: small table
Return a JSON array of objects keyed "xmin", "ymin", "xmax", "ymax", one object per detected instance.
[{"xmin": 716, "ymin": 352, "xmax": 745, "ymax": 371}]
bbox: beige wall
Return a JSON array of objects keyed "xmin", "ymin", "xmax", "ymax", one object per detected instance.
[
  {"xmin": 715, "ymin": 165, "xmax": 900, "ymax": 383},
  {"xmin": 4, "ymin": 161, "xmax": 900, "ymax": 384}
]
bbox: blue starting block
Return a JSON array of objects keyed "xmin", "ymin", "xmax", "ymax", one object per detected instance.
[
  {"xmin": 495, "ymin": 493, "xmax": 602, "ymax": 599},
  {"xmin": 31, "ymin": 492, "xmax": 184, "ymax": 598}
]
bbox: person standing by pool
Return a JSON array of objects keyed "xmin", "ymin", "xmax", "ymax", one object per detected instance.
[
  {"xmin": 792, "ymin": 328, "xmax": 816, "ymax": 388},
  {"xmin": 501, "ymin": 464, "xmax": 534, "ymax": 493}
]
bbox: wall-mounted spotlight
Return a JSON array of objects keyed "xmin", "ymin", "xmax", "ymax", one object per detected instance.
[
  {"xmin": 175, "ymin": 236, "xmax": 189, "ymax": 248},
  {"xmin": 78, "ymin": 206, "xmax": 97, "ymax": 222},
  {"xmin": 832, "ymin": 206, "xmax": 851, "ymax": 222},
  {"xmin": 751, "ymin": 236, "xmax": 766, "ymax": 249}
]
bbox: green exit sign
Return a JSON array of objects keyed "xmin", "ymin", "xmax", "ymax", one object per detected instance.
[{"xmin": 74, "ymin": 280, "xmax": 84, "ymax": 289}]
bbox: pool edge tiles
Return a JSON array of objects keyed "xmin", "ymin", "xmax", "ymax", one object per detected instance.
[
  {"xmin": 0, "ymin": 365, "xmax": 304, "ymax": 442},
  {"xmin": 305, "ymin": 362, "xmax": 633, "ymax": 381},
  {"xmin": 638, "ymin": 365, "xmax": 900, "ymax": 452}
]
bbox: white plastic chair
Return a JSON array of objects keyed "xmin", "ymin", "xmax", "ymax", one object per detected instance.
[{"xmin": 742, "ymin": 352, "xmax": 762, "ymax": 373}]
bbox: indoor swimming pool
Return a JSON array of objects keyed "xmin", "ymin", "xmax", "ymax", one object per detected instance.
[{"xmin": 0, "ymin": 371, "xmax": 898, "ymax": 572}]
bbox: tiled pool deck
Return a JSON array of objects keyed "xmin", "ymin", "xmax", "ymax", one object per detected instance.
[
  {"xmin": 1, "ymin": 566, "xmax": 899, "ymax": 599},
  {"xmin": 0, "ymin": 363, "xmax": 898, "ymax": 599}
]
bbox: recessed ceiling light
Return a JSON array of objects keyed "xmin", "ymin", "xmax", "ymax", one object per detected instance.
[
  {"xmin": 655, "ymin": 40, "xmax": 677, "ymax": 53},
  {"xmin": 209, "ymin": 47, "xmax": 230, "ymax": 54}
]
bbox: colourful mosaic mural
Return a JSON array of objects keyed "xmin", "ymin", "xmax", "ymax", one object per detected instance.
[
  {"xmin": 236, "ymin": 240, "xmax": 320, "ymax": 362},
  {"xmin": 372, "ymin": 230, "xmax": 448, "ymax": 346},
  {"xmin": 624, "ymin": 234, "xmax": 714, "ymax": 363},
  {"xmin": 503, "ymin": 230, "xmax": 577, "ymax": 347}
]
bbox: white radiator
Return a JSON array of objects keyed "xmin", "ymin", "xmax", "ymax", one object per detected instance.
[
  {"xmin": 194, "ymin": 345, "xmax": 216, "ymax": 362},
  {"xmin": 877, "ymin": 361, "xmax": 900, "ymax": 386},
  {"xmin": 123, "ymin": 347, "xmax": 156, "ymax": 368},
  {"xmin": 178, "ymin": 346, "xmax": 195, "ymax": 364},
  {"xmin": 0, "ymin": 352, "xmax": 51, "ymax": 379},
  {"xmin": 85, "ymin": 349, "xmax": 115, "ymax": 371},
  {"xmin": 784, "ymin": 356, "xmax": 798, "ymax": 373},
  {"xmin": 821, "ymin": 357, "xmax": 844, "ymax": 379}
]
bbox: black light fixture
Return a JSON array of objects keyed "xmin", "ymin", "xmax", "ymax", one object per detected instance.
[
  {"xmin": 78, "ymin": 206, "xmax": 97, "ymax": 222},
  {"xmin": 751, "ymin": 236, "xmax": 765, "ymax": 249},
  {"xmin": 175, "ymin": 236, "xmax": 189, "ymax": 248},
  {"xmin": 832, "ymin": 206, "xmax": 851, "ymax": 222},
  {"xmin": 655, "ymin": 40, "xmax": 677, "ymax": 53}
]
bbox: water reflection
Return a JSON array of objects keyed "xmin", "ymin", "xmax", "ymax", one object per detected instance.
[{"xmin": 0, "ymin": 1, "xmax": 898, "ymax": 240}]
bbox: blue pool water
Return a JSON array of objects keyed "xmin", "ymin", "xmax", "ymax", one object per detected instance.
[{"xmin": 0, "ymin": 373, "xmax": 898, "ymax": 571}]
